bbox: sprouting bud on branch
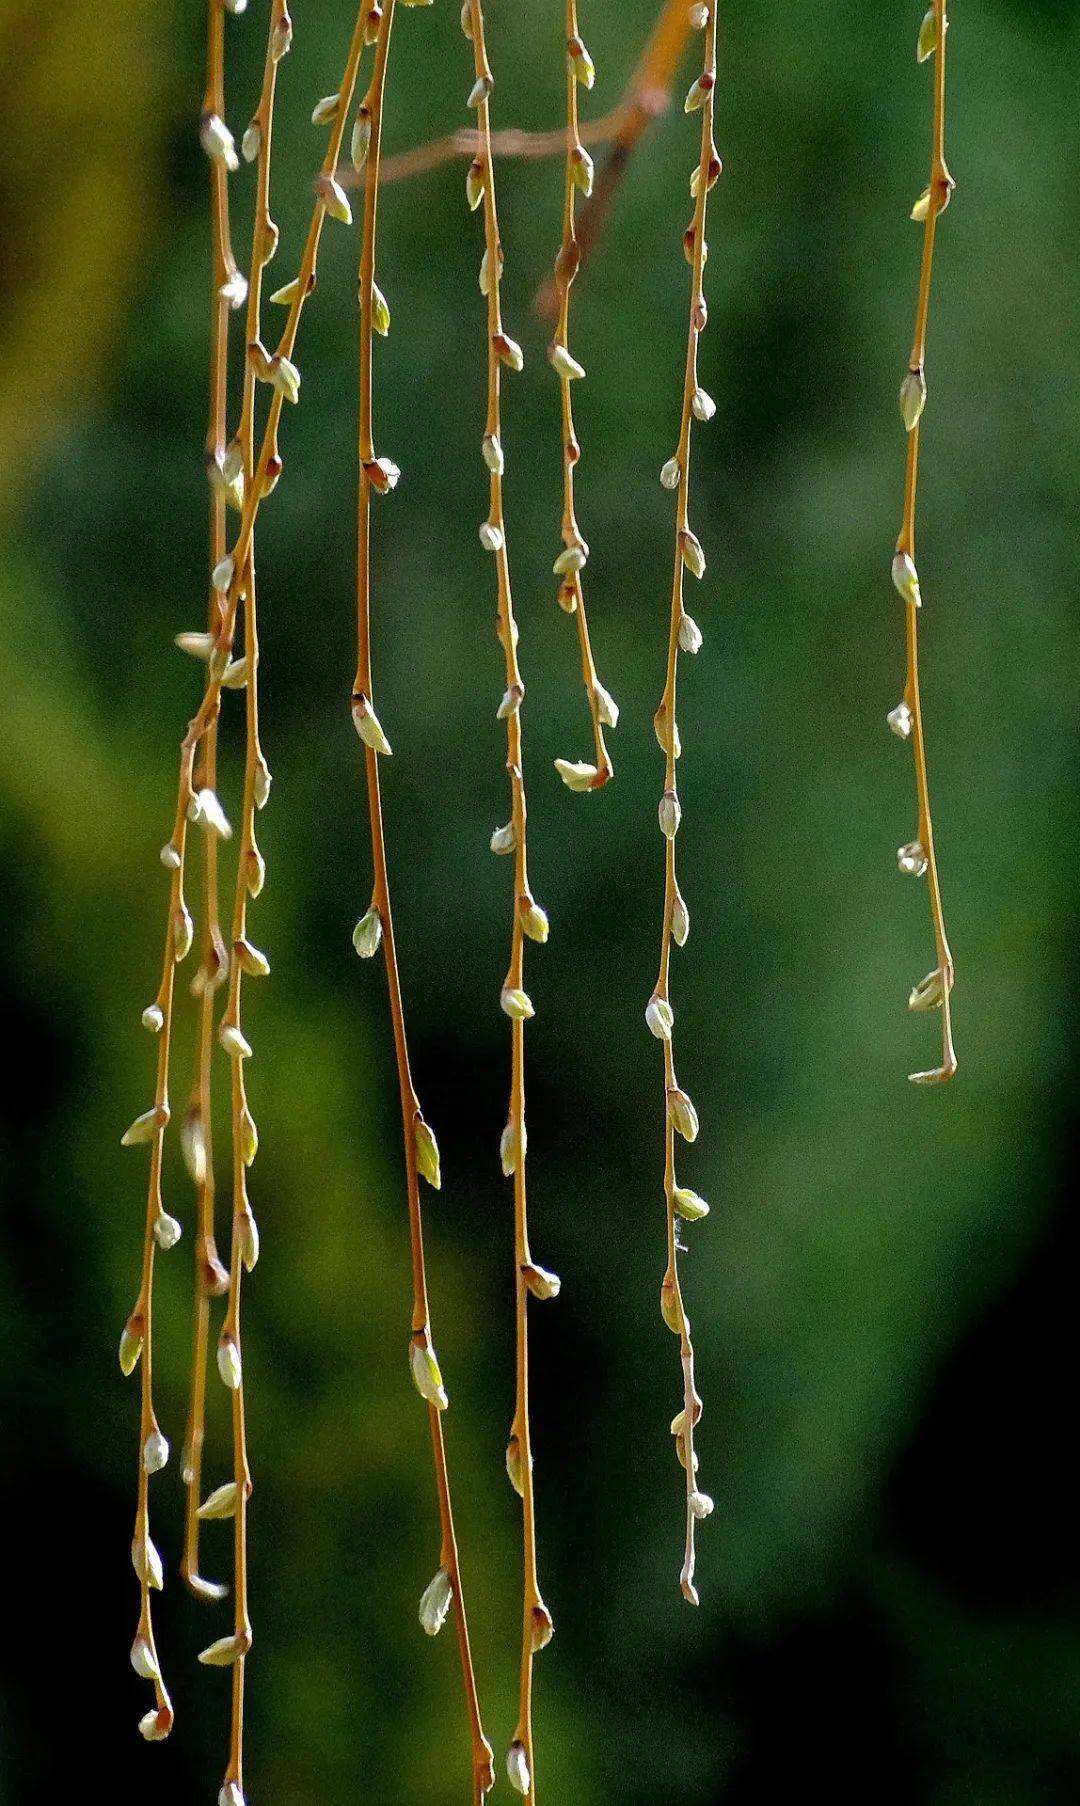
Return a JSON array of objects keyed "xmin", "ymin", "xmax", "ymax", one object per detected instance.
[
  {"xmin": 554, "ymin": 758, "xmax": 598, "ymax": 793},
  {"xmin": 506, "ymin": 1741, "xmax": 531, "ymax": 1796},
  {"xmin": 646, "ymin": 995, "xmax": 675, "ymax": 1040},
  {"xmin": 908, "ymin": 968, "xmax": 946, "ymax": 1012},
  {"xmin": 119, "ymin": 1318, "xmax": 144, "ymax": 1375},
  {"xmin": 143, "ymin": 1428, "xmax": 170, "ymax": 1474},
  {"xmin": 891, "ymin": 552, "xmax": 922, "ymax": 608},
  {"xmin": 897, "ymin": 840, "xmax": 928, "ymax": 877},
  {"xmin": 197, "ymin": 1481, "xmax": 239, "ymax": 1521},
  {"xmin": 410, "ymin": 1336, "xmax": 449, "ymax": 1410},
  {"xmin": 667, "ymin": 1087, "xmax": 699, "ymax": 1143},
  {"xmin": 530, "ymin": 1601, "xmax": 554, "ymax": 1651},
  {"xmin": 501, "ymin": 986, "xmax": 535, "ymax": 1021},
  {"xmin": 351, "ymin": 693, "xmax": 393, "ymax": 755},
  {"xmin": 353, "ymin": 905, "xmax": 383, "ymax": 959},
  {"xmin": 130, "ymin": 1636, "xmax": 160, "ymax": 1681},
  {"xmin": 519, "ymin": 897, "xmax": 550, "ymax": 943},
  {"xmin": 659, "ymin": 790, "xmax": 682, "ymax": 840},
  {"xmin": 198, "ymin": 1634, "xmax": 246, "ymax": 1667},
  {"xmin": 673, "ymin": 1187, "xmax": 710, "ymax": 1221},
  {"xmin": 521, "ymin": 1262, "xmax": 561, "ymax": 1301},
  {"xmin": 414, "ymin": 1117, "xmax": 441, "ymax": 1189},
  {"xmin": 216, "ymin": 1335, "xmax": 242, "ymax": 1390},
  {"xmin": 419, "ymin": 1566, "xmax": 454, "ymax": 1636}
]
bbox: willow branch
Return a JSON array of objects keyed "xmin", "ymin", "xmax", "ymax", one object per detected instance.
[
  {"xmin": 891, "ymin": 1, "xmax": 957, "ymax": 1085},
  {"xmin": 548, "ymin": 3, "xmax": 617, "ymax": 796},
  {"xmin": 350, "ymin": 2, "xmax": 494, "ymax": 1800},
  {"xmin": 652, "ymin": 0, "xmax": 719, "ymax": 1609},
  {"xmin": 460, "ymin": 1, "xmax": 557, "ymax": 1798}
]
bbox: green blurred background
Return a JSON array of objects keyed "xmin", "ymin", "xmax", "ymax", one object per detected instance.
[{"xmin": 2, "ymin": 0, "xmax": 1079, "ymax": 1800}]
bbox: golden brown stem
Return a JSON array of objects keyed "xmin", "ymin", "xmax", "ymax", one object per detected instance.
[
  {"xmin": 352, "ymin": 4, "xmax": 493, "ymax": 1799},
  {"xmin": 896, "ymin": 0, "xmax": 956, "ymax": 1085},
  {"xmin": 462, "ymin": 2, "xmax": 546, "ymax": 1796},
  {"xmin": 653, "ymin": 0, "xmax": 718, "ymax": 1609},
  {"xmin": 550, "ymin": 0, "xmax": 613, "ymax": 786},
  {"xmin": 181, "ymin": 0, "xmax": 235, "ymax": 1614}
]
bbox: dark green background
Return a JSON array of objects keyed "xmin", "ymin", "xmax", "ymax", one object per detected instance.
[{"xmin": 2, "ymin": 1, "xmax": 1078, "ymax": 1800}]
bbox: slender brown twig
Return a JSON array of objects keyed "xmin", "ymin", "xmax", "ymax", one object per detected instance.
[
  {"xmin": 187, "ymin": 9, "xmax": 293, "ymax": 1804},
  {"xmin": 651, "ymin": 0, "xmax": 719, "ymax": 1608},
  {"xmin": 179, "ymin": 0, "xmax": 247, "ymax": 1619},
  {"xmin": 350, "ymin": 2, "xmax": 494, "ymax": 1801},
  {"xmin": 549, "ymin": 4, "xmax": 618, "ymax": 795},
  {"xmin": 890, "ymin": 0, "xmax": 957, "ymax": 1086},
  {"xmin": 459, "ymin": 1, "xmax": 556, "ymax": 1797}
]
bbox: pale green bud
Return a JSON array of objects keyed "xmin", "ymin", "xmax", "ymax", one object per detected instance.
[
  {"xmin": 891, "ymin": 551, "xmax": 922, "ymax": 608},
  {"xmin": 900, "ymin": 367, "xmax": 927, "ymax": 431},
  {"xmin": 646, "ymin": 995, "xmax": 674, "ymax": 1040},
  {"xmin": 660, "ymin": 456, "xmax": 681, "ymax": 490},
  {"xmin": 197, "ymin": 1481, "xmax": 239, "ymax": 1521},
  {"xmin": 507, "ymin": 1742, "xmax": 531, "ymax": 1797},
  {"xmin": 371, "ymin": 282, "xmax": 391, "ymax": 337},
  {"xmin": 130, "ymin": 1635, "xmax": 160, "ymax": 1681},
  {"xmin": 548, "ymin": 342, "xmax": 586, "ymax": 382},
  {"xmin": 353, "ymin": 905, "xmax": 383, "ymax": 958},
  {"xmin": 917, "ymin": 7, "xmax": 939, "ymax": 62},
  {"xmin": 501, "ymin": 986, "xmax": 535, "ymax": 1020},
  {"xmin": 216, "ymin": 1335, "xmax": 242, "ymax": 1390},
  {"xmin": 908, "ymin": 968, "xmax": 945, "ymax": 1012},
  {"xmin": 351, "ymin": 108, "xmax": 372, "ymax": 170},
  {"xmin": 490, "ymin": 821, "xmax": 516, "ymax": 856},
  {"xmin": 521, "ymin": 1261, "xmax": 561, "ymax": 1301},
  {"xmin": 119, "ymin": 1318, "xmax": 143, "ymax": 1375},
  {"xmin": 153, "ymin": 1211, "xmax": 182, "ymax": 1251},
  {"xmin": 351, "ymin": 694, "xmax": 393, "ymax": 754},
  {"xmin": 887, "ymin": 701, "xmax": 913, "ymax": 738},
  {"xmin": 680, "ymin": 528, "xmax": 706, "ymax": 579},
  {"xmin": 143, "ymin": 1428, "xmax": 170, "ymax": 1474},
  {"xmin": 219, "ymin": 1022, "xmax": 253, "ymax": 1061},
  {"xmin": 319, "ymin": 175, "xmax": 352, "ymax": 224},
  {"xmin": 520, "ymin": 897, "xmax": 550, "ymax": 943},
  {"xmin": 593, "ymin": 681, "xmax": 619, "ymax": 728},
  {"xmin": 410, "ymin": 1337, "xmax": 449, "ymax": 1410},
  {"xmin": 554, "ymin": 758, "xmax": 598, "ymax": 793},
  {"xmin": 141, "ymin": 1003, "xmax": 164, "ymax": 1033},
  {"xmin": 668, "ymin": 1087, "xmax": 699, "ymax": 1142},
  {"xmin": 311, "ymin": 93, "xmax": 341, "ymax": 126},
  {"xmin": 198, "ymin": 1633, "xmax": 245, "ymax": 1667},
  {"xmin": 415, "ymin": 1117, "xmax": 441, "ymax": 1189},
  {"xmin": 673, "ymin": 1187, "xmax": 709, "ymax": 1221},
  {"xmin": 897, "ymin": 840, "xmax": 928, "ymax": 877},
  {"xmin": 419, "ymin": 1566, "xmax": 454, "ymax": 1636},
  {"xmin": 659, "ymin": 789, "xmax": 682, "ymax": 839}
]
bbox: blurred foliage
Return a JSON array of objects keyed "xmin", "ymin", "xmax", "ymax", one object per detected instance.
[{"xmin": 2, "ymin": 0, "xmax": 1079, "ymax": 1801}]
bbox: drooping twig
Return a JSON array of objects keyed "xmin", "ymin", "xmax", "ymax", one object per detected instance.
[
  {"xmin": 549, "ymin": 4, "xmax": 618, "ymax": 796},
  {"xmin": 350, "ymin": 2, "xmax": 494, "ymax": 1801},
  {"xmin": 889, "ymin": 0, "xmax": 957, "ymax": 1086},
  {"xmin": 460, "ymin": 1, "xmax": 557, "ymax": 1797},
  {"xmin": 650, "ymin": 0, "xmax": 720, "ymax": 1609}
]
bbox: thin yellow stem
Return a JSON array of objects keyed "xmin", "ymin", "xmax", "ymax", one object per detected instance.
[
  {"xmin": 895, "ymin": 0, "xmax": 956, "ymax": 1085},
  {"xmin": 549, "ymin": 0, "xmax": 613, "ymax": 786},
  {"xmin": 465, "ymin": 1, "xmax": 548, "ymax": 1796},
  {"xmin": 653, "ymin": 0, "xmax": 718, "ymax": 1608},
  {"xmin": 352, "ymin": 3, "xmax": 493, "ymax": 1798}
]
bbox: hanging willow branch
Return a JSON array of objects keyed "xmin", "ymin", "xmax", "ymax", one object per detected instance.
[
  {"xmin": 549, "ymin": 3, "xmax": 618, "ymax": 795},
  {"xmin": 461, "ymin": 0, "xmax": 557, "ymax": 1796},
  {"xmin": 890, "ymin": 0, "xmax": 957, "ymax": 1086},
  {"xmin": 349, "ymin": 1, "xmax": 495, "ymax": 1801},
  {"xmin": 650, "ymin": 0, "xmax": 719, "ymax": 1609}
]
